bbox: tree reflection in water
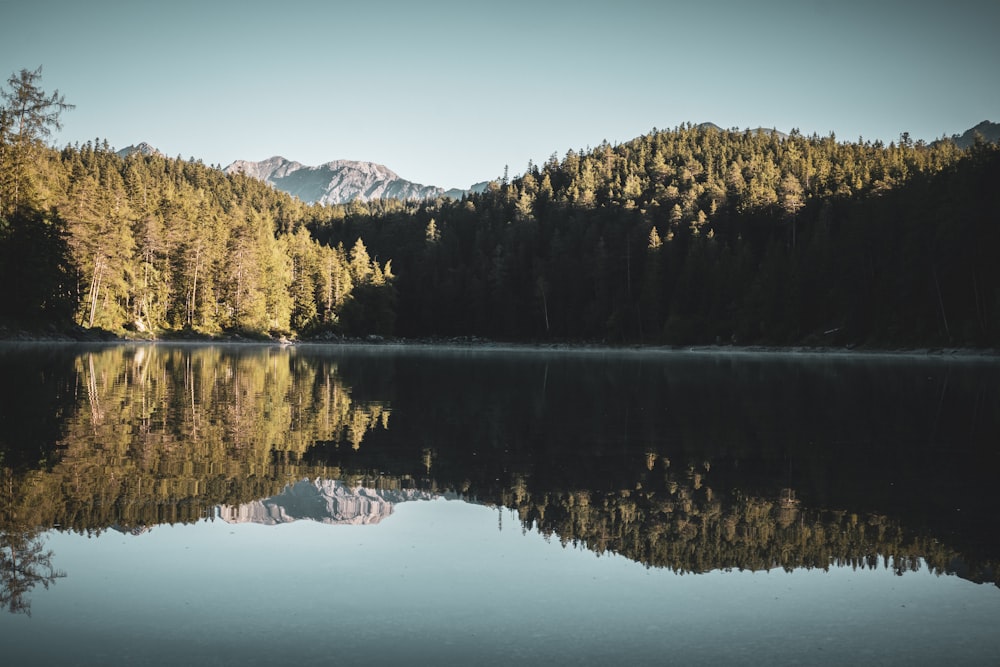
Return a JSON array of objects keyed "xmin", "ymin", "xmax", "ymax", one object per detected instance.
[
  {"xmin": 0, "ymin": 343, "xmax": 999, "ymax": 617},
  {"xmin": 0, "ymin": 529, "xmax": 64, "ymax": 616},
  {"xmin": 1, "ymin": 470, "xmax": 65, "ymax": 616}
]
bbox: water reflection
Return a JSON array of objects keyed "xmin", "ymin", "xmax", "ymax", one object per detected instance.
[
  {"xmin": 217, "ymin": 479, "xmax": 442, "ymax": 526},
  {"xmin": 14, "ymin": 499, "xmax": 1000, "ymax": 667},
  {"xmin": 1, "ymin": 343, "xmax": 999, "ymax": 621},
  {"xmin": 1, "ymin": 344, "xmax": 391, "ymax": 533},
  {"xmin": 0, "ymin": 528, "xmax": 64, "ymax": 616}
]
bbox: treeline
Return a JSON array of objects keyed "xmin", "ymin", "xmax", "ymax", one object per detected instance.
[
  {"xmin": 314, "ymin": 125, "xmax": 1000, "ymax": 346},
  {"xmin": 3, "ymin": 68, "xmax": 999, "ymax": 345},
  {"xmin": 495, "ymin": 467, "xmax": 979, "ymax": 583},
  {"xmin": 1, "ymin": 142, "xmax": 395, "ymax": 336},
  {"xmin": 0, "ymin": 68, "xmax": 394, "ymax": 337}
]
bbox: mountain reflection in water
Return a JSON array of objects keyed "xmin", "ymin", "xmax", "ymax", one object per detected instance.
[
  {"xmin": 217, "ymin": 479, "xmax": 445, "ymax": 526},
  {"xmin": 1, "ymin": 343, "xmax": 999, "ymax": 665}
]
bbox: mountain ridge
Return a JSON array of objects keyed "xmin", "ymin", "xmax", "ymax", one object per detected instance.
[
  {"xmin": 948, "ymin": 120, "xmax": 1000, "ymax": 149},
  {"xmin": 115, "ymin": 119, "xmax": 995, "ymax": 206},
  {"xmin": 115, "ymin": 142, "xmax": 160, "ymax": 158},
  {"xmin": 224, "ymin": 156, "xmax": 488, "ymax": 205},
  {"xmin": 697, "ymin": 122, "xmax": 789, "ymax": 139}
]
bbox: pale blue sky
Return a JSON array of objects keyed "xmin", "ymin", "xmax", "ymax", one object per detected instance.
[{"xmin": 3, "ymin": 0, "xmax": 998, "ymax": 190}]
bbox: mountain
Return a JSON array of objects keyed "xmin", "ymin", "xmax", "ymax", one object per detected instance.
[
  {"xmin": 750, "ymin": 127, "xmax": 790, "ymax": 140},
  {"xmin": 115, "ymin": 142, "xmax": 160, "ymax": 158},
  {"xmin": 697, "ymin": 122, "xmax": 788, "ymax": 140},
  {"xmin": 949, "ymin": 120, "xmax": 1000, "ymax": 149},
  {"xmin": 224, "ymin": 156, "xmax": 487, "ymax": 205},
  {"xmin": 216, "ymin": 479, "xmax": 446, "ymax": 526},
  {"xmin": 699, "ymin": 121, "xmax": 1000, "ymax": 147}
]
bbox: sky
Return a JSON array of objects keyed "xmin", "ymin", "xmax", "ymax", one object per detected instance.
[{"xmin": 2, "ymin": 0, "xmax": 998, "ymax": 190}]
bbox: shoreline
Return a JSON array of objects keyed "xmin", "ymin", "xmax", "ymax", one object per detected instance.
[{"xmin": 1, "ymin": 325, "xmax": 997, "ymax": 360}]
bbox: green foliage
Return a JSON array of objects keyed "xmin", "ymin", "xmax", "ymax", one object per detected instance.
[
  {"xmin": 0, "ymin": 208, "xmax": 76, "ymax": 324},
  {"xmin": 1, "ymin": 139, "xmax": 394, "ymax": 337},
  {"xmin": 311, "ymin": 124, "xmax": 999, "ymax": 347},
  {"xmin": 0, "ymin": 66, "xmax": 74, "ymax": 216},
  {"xmin": 3, "ymin": 67, "xmax": 996, "ymax": 347},
  {"xmin": 0, "ymin": 66, "xmax": 397, "ymax": 338}
]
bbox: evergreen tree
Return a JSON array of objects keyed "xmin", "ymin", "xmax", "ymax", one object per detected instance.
[
  {"xmin": 0, "ymin": 208, "xmax": 76, "ymax": 324},
  {"xmin": 0, "ymin": 67, "xmax": 74, "ymax": 215}
]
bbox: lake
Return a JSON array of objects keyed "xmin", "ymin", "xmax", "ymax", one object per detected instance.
[{"xmin": 1, "ymin": 342, "xmax": 999, "ymax": 666}]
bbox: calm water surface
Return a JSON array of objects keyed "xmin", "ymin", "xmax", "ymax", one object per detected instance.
[{"xmin": 1, "ymin": 343, "xmax": 999, "ymax": 666}]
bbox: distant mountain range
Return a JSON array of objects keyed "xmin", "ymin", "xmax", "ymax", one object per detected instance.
[
  {"xmin": 116, "ymin": 120, "xmax": 997, "ymax": 206},
  {"xmin": 115, "ymin": 144, "xmax": 488, "ymax": 205},
  {"xmin": 223, "ymin": 156, "xmax": 489, "ymax": 206}
]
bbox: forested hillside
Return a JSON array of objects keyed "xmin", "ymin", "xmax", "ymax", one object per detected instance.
[
  {"xmin": 0, "ymin": 69, "xmax": 393, "ymax": 338},
  {"xmin": 2, "ymin": 68, "xmax": 998, "ymax": 347},
  {"xmin": 314, "ymin": 125, "xmax": 1000, "ymax": 347}
]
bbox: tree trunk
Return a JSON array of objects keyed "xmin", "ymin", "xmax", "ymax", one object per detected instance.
[{"xmin": 88, "ymin": 256, "xmax": 104, "ymax": 328}]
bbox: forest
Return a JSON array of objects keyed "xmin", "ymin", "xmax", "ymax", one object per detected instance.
[{"xmin": 2, "ymin": 67, "xmax": 999, "ymax": 347}]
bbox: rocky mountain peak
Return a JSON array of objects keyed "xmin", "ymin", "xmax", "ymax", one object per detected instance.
[
  {"xmin": 224, "ymin": 156, "xmax": 485, "ymax": 205},
  {"xmin": 115, "ymin": 142, "xmax": 161, "ymax": 158},
  {"xmin": 949, "ymin": 120, "xmax": 1000, "ymax": 149}
]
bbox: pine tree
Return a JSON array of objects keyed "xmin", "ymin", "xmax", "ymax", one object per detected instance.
[{"xmin": 0, "ymin": 67, "xmax": 74, "ymax": 215}]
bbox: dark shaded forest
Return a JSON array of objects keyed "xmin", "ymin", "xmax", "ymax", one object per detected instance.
[
  {"xmin": 2, "ymin": 68, "xmax": 999, "ymax": 347},
  {"xmin": 314, "ymin": 127, "xmax": 1000, "ymax": 347}
]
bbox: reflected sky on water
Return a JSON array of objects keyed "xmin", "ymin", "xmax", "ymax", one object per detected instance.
[{"xmin": 5, "ymin": 497, "xmax": 1000, "ymax": 667}]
